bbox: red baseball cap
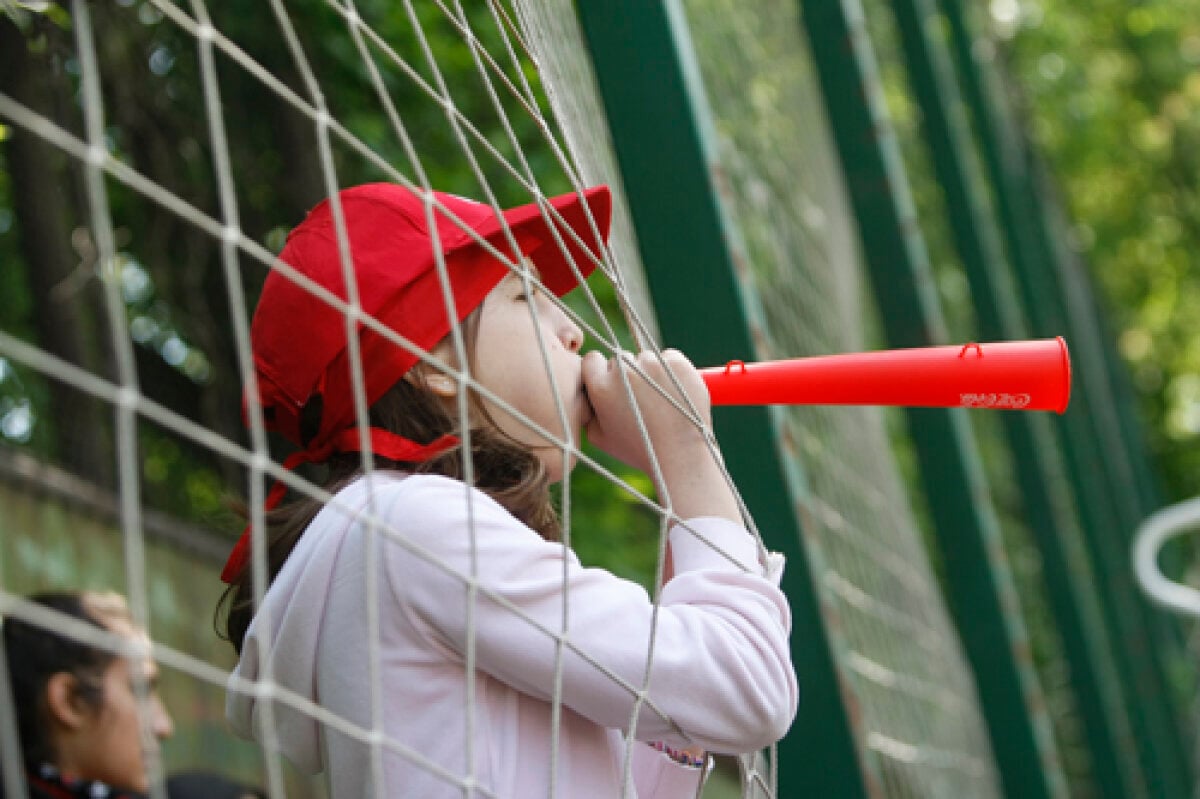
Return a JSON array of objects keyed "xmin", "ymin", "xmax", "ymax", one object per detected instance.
[
  {"xmin": 250, "ymin": 182, "xmax": 611, "ymax": 453},
  {"xmin": 223, "ymin": 183, "xmax": 612, "ymax": 582}
]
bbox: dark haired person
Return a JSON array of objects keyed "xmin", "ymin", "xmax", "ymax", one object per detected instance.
[{"xmin": 1, "ymin": 591, "xmax": 173, "ymax": 798}]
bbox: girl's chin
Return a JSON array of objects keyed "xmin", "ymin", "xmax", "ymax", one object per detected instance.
[{"xmin": 542, "ymin": 447, "xmax": 580, "ymax": 484}]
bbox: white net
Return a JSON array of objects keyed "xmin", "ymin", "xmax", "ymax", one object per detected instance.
[{"xmin": 0, "ymin": 1, "xmax": 785, "ymax": 797}]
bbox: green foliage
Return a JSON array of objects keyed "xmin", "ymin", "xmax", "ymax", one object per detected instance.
[
  {"xmin": 1001, "ymin": 0, "xmax": 1200, "ymax": 501},
  {"xmin": 563, "ymin": 449, "xmax": 660, "ymax": 589},
  {"xmin": 0, "ymin": 82, "xmax": 58, "ymax": 461}
]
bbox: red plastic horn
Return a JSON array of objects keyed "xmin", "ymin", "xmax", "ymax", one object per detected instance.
[{"xmin": 700, "ymin": 337, "xmax": 1071, "ymax": 413}]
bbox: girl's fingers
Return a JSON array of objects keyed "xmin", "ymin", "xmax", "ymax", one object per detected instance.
[
  {"xmin": 583, "ymin": 349, "xmax": 705, "ymax": 416},
  {"xmin": 582, "ymin": 350, "xmax": 646, "ymax": 469},
  {"xmin": 581, "ymin": 351, "xmax": 615, "ymax": 403}
]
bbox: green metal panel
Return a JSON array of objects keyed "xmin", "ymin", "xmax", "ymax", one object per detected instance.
[
  {"xmin": 1033, "ymin": 155, "xmax": 1194, "ymax": 714},
  {"xmin": 885, "ymin": 0, "xmax": 1143, "ymax": 795},
  {"xmin": 1031, "ymin": 173, "xmax": 1179, "ymax": 585},
  {"xmin": 575, "ymin": 2, "xmax": 873, "ymax": 797},
  {"xmin": 798, "ymin": 1, "xmax": 1067, "ymax": 797},
  {"xmin": 937, "ymin": 3, "xmax": 1194, "ymax": 794}
]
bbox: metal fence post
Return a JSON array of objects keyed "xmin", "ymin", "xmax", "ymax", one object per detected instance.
[
  {"xmin": 886, "ymin": 0, "xmax": 1145, "ymax": 794},
  {"xmin": 938, "ymin": 3, "xmax": 1194, "ymax": 793},
  {"xmin": 798, "ymin": 1, "xmax": 1067, "ymax": 796}
]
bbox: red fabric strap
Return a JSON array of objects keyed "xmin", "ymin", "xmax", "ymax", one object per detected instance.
[{"xmin": 220, "ymin": 428, "xmax": 458, "ymax": 583}]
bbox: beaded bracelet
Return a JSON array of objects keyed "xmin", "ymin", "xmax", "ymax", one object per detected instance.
[{"xmin": 649, "ymin": 740, "xmax": 707, "ymax": 769}]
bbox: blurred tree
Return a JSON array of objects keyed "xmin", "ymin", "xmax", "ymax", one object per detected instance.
[
  {"xmin": 0, "ymin": 9, "xmax": 113, "ymax": 484},
  {"xmin": 0, "ymin": 0, "xmax": 658, "ymax": 580},
  {"xmin": 998, "ymin": 0, "xmax": 1200, "ymax": 502}
]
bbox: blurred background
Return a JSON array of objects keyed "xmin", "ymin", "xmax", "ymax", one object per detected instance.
[{"xmin": 0, "ymin": 0, "xmax": 1197, "ymax": 797}]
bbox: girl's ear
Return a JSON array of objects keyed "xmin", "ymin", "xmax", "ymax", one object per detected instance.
[
  {"xmin": 423, "ymin": 373, "xmax": 458, "ymax": 399},
  {"xmin": 402, "ymin": 366, "xmax": 458, "ymax": 398},
  {"xmin": 407, "ymin": 338, "xmax": 460, "ymax": 398},
  {"xmin": 44, "ymin": 672, "xmax": 90, "ymax": 731}
]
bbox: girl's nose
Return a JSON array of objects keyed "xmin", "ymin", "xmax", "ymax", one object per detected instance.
[
  {"xmin": 561, "ymin": 314, "xmax": 583, "ymax": 353},
  {"xmin": 153, "ymin": 696, "xmax": 175, "ymax": 739}
]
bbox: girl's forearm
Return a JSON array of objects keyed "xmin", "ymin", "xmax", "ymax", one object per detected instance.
[{"xmin": 656, "ymin": 438, "xmax": 741, "ymax": 524}]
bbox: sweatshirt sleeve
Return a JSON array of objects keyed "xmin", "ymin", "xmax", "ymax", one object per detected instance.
[{"xmin": 378, "ymin": 475, "xmax": 798, "ymax": 755}]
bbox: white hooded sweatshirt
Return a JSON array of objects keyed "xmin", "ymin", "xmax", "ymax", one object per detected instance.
[{"xmin": 227, "ymin": 472, "xmax": 797, "ymax": 798}]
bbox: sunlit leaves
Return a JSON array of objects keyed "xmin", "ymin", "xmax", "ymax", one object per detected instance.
[{"xmin": 1003, "ymin": 0, "xmax": 1200, "ymax": 494}]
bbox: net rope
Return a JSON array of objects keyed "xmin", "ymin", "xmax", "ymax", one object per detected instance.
[{"xmin": 0, "ymin": 0, "xmax": 774, "ymax": 796}]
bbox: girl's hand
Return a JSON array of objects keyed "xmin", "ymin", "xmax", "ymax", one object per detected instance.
[
  {"xmin": 582, "ymin": 349, "xmax": 741, "ymax": 524},
  {"xmin": 581, "ymin": 349, "xmax": 710, "ymax": 475}
]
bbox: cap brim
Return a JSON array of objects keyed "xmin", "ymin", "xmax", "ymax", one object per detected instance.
[{"xmin": 473, "ymin": 186, "xmax": 612, "ymax": 297}]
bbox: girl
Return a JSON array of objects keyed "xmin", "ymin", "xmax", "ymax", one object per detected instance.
[
  {"xmin": 1, "ymin": 591, "xmax": 174, "ymax": 799},
  {"xmin": 219, "ymin": 183, "xmax": 797, "ymax": 797}
]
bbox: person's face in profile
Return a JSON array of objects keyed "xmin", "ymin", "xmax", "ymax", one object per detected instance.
[{"xmin": 52, "ymin": 620, "xmax": 174, "ymax": 792}]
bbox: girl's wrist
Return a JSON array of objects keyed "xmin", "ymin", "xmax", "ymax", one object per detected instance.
[{"xmin": 648, "ymin": 740, "xmax": 707, "ymax": 769}]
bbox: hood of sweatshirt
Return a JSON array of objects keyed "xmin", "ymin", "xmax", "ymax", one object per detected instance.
[{"xmin": 225, "ymin": 476, "xmax": 384, "ymax": 772}]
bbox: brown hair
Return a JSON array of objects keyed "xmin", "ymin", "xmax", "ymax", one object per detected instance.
[{"xmin": 218, "ymin": 314, "xmax": 560, "ymax": 653}]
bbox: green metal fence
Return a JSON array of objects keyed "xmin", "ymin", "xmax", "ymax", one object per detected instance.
[
  {"xmin": 579, "ymin": 0, "xmax": 1193, "ymax": 797},
  {"xmin": 875, "ymin": 1, "xmax": 1143, "ymax": 793}
]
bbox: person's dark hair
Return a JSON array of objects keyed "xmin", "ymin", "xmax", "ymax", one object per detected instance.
[
  {"xmin": 2, "ymin": 592, "xmax": 126, "ymax": 768},
  {"xmin": 219, "ymin": 312, "xmax": 561, "ymax": 653}
]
